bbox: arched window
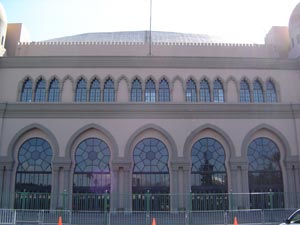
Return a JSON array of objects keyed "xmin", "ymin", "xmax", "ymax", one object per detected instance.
[
  {"xmin": 73, "ymin": 138, "xmax": 111, "ymax": 210},
  {"xmin": 266, "ymin": 80, "xmax": 277, "ymax": 103},
  {"xmin": 240, "ymin": 80, "xmax": 251, "ymax": 103},
  {"xmin": 213, "ymin": 79, "xmax": 224, "ymax": 103},
  {"xmin": 158, "ymin": 79, "xmax": 170, "ymax": 102},
  {"xmin": 145, "ymin": 79, "xmax": 156, "ymax": 102},
  {"xmin": 89, "ymin": 79, "xmax": 101, "ymax": 102},
  {"xmin": 15, "ymin": 138, "xmax": 52, "ymax": 209},
  {"xmin": 247, "ymin": 137, "xmax": 284, "ymax": 208},
  {"xmin": 34, "ymin": 79, "xmax": 46, "ymax": 102},
  {"xmin": 191, "ymin": 138, "xmax": 227, "ymax": 210},
  {"xmin": 103, "ymin": 79, "xmax": 115, "ymax": 102},
  {"xmin": 132, "ymin": 138, "xmax": 169, "ymax": 211},
  {"xmin": 48, "ymin": 78, "xmax": 60, "ymax": 102},
  {"xmin": 200, "ymin": 80, "xmax": 211, "ymax": 102},
  {"xmin": 20, "ymin": 79, "xmax": 33, "ymax": 102},
  {"xmin": 253, "ymin": 80, "xmax": 264, "ymax": 103},
  {"xmin": 131, "ymin": 79, "xmax": 142, "ymax": 102},
  {"xmin": 75, "ymin": 79, "xmax": 87, "ymax": 102},
  {"xmin": 186, "ymin": 79, "xmax": 197, "ymax": 102}
]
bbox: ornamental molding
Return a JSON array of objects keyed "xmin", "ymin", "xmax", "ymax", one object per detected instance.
[
  {"xmin": 0, "ymin": 102, "xmax": 299, "ymax": 119},
  {"xmin": 0, "ymin": 56, "xmax": 299, "ymax": 70}
]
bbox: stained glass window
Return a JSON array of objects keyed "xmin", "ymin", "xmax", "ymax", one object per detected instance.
[
  {"xmin": 200, "ymin": 80, "xmax": 211, "ymax": 102},
  {"xmin": 253, "ymin": 80, "xmax": 264, "ymax": 103},
  {"xmin": 213, "ymin": 80, "xmax": 224, "ymax": 103},
  {"xmin": 89, "ymin": 79, "xmax": 101, "ymax": 102},
  {"xmin": 75, "ymin": 79, "xmax": 87, "ymax": 102},
  {"xmin": 145, "ymin": 79, "xmax": 156, "ymax": 102},
  {"xmin": 103, "ymin": 79, "xmax": 115, "ymax": 102},
  {"xmin": 20, "ymin": 79, "xmax": 33, "ymax": 102},
  {"xmin": 240, "ymin": 80, "xmax": 251, "ymax": 103},
  {"xmin": 48, "ymin": 79, "xmax": 60, "ymax": 102},
  {"xmin": 266, "ymin": 80, "xmax": 277, "ymax": 103},
  {"xmin": 34, "ymin": 79, "xmax": 46, "ymax": 102}
]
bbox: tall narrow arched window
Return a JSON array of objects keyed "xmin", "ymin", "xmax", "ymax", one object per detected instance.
[
  {"xmin": 158, "ymin": 79, "xmax": 170, "ymax": 102},
  {"xmin": 200, "ymin": 79, "xmax": 211, "ymax": 102},
  {"xmin": 73, "ymin": 138, "xmax": 111, "ymax": 211},
  {"xmin": 132, "ymin": 138, "xmax": 170, "ymax": 211},
  {"xmin": 103, "ymin": 79, "xmax": 115, "ymax": 102},
  {"xmin": 89, "ymin": 79, "xmax": 101, "ymax": 102},
  {"xmin": 213, "ymin": 79, "xmax": 224, "ymax": 103},
  {"xmin": 266, "ymin": 80, "xmax": 277, "ymax": 103},
  {"xmin": 247, "ymin": 137, "xmax": 284, "ymax": 208},
  {"xmin": 131, "ymin": 79, "xmax": 142, "ymax": 102},
  {"xmin": 48, "ymin": 78, "xmax": 60, "ymax": 102},
  {"xmin": 20, "ymin": 79, "xmax": 33, "ymax": 102},
  {"xmin": 240, "ymin": 79, "xmax": 251, "ymax": 103},
  {"xmin": 75, "ymin": 79, "xmax": 87, "ymax": 102},
  {"xmin": 191, "ymin": 138, "xmax": 227, "ymax": 210},
  {"xmin": 15, "ymin": 138, "xmax": 52, "ymax": 209},
  {"xmin": 34, "ymin": 79, "xmax": 46, "ymax": 102},
  {"xmin": 186, "ymin": 79, "xmax": 197, "ymax": 102},
  {"xmin": 253, "ymin": 80, "xmax": 264, "ymax": 103},
  {"xmin": 145, "ymin": 79, "xmax": 156, "ymax": 102}
]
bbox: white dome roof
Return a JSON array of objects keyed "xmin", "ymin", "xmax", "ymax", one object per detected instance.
[{"xmin": 0, "ymin": 2, "xmax": 7, "ymax": 23}]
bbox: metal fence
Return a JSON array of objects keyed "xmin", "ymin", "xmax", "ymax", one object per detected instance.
[
  {"xmin": 0, "ymin": 208, "xmax": 296, "ymax": 225},
  {"xmin": 13, "ymin": 192, "xmax": 300, "ymax": 211}
]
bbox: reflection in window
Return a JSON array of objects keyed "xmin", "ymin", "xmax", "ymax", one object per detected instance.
[
  {"xmin": 158, "ymin": 79, "xmax": 170, "ymax": 102},
  {"xmin": 48, "ymin": 79, "xmax": 60, "ymax": 102},
  {"xmin": 200, "ymin": 80, "xmax": 211, "ymax": 102},
  {"xmin": 253, "ymin": 80, "xmax": 264, "ymax": 103},
  {"xmin": 240, "ymin": 80, "xmax": 251, "ymax": 103},
  {"xmin": 213, "ymin": 79, "xmax": 224, "ymax": 102},
  {"xmin": 145, "ymin": 79, "xmax": 156, "ymax": 102},
  {"xmin": 131, "ymin": 79, "xmax": 142, "ymax": 102},
  {"xmin": 20, "ymin": 79, "xmax": 33, "ymax": 102},
  {"xmin": 15, "ymin": 138, "xmax": 52, "ymax": 209},
  {"xmin": 103, "ymin": 79, "xmax": 115, "ymax": 102},
  {"xmin": 75, "ymin": 79, "xmax": 87, "ymax": 102},
  {"xmin": 266, "ymin": 80, "xmax": 277, "ymax": 103},
  {"xmin": 186, "ymin": 79, "xmax": 197, "ymax": 102},
  {"xmin": 89, "ymin": 79, "xmax": 101, "ymax": 102},
  {"xmin": 73, "ymin": 138, "xmax": 110, "ymax": 194},
  {"xmin": 35, "ymin": 79, "xmax": 46, "ymax": 102},
  {"xmin": 247, "ymin": 137, "xmax": 284, "ymax": 208}
]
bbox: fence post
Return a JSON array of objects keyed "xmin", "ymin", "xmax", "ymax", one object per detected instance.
[
  {"xmin": 62, "ymin": 190, "xmax": 67, "ymax": 210},
  {"xmin": 146, "ymin": 190, "xmax": 150, "ymax": 212},
  {"xmin": 269, "ymin": 189, "xmax": 273, "ymax": 209}
]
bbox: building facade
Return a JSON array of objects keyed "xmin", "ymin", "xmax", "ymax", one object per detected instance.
[{"xmin": 0, "ymin": 3, "xmax": 300, "ymax": 211}]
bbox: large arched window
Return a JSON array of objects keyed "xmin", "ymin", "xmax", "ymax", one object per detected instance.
[
  {"xmin": 34, "ymin": 79, "xmax": 46, "ymax": 102},
  {"xmin": 240, "ymin": 80, "xmax": 251, "ymax": 103},
  {"xmin": 266, "ymin": 80, "xmax": 277, "ymax": 103},
  {"xmin": 20, "ymin": 79, "xmax": 33, "ymax": 102},
  {"xmin": 191, "ymin": 138, "xmax": 227, "ymax": 210},
  {"xmin": 131, "ymin": 79, "xmax": 142, "ymax": 102},
  {"xmin": 75, "ymin": 79, "xmax": 87, "ymax": 102},
  {"xmin": 48, "ymin": 78, "xmax": 60, "ymax": 102},
  {"xmin": 89, "ymin": 79, "xmax": 101, "ymax": 102},
  {"xmin": 15, "ymin": 138, "xmax": 52, "ymax": 209},
  {"xmin": 158, "ymin": 79, "xmax": 170, "ymax": 102},
  {"xmin": 73, "ymin": 138, "xmax": 111, "ymax": 210},
  {"xmin": 103, "ymin": 79, "xmax": 115, "ymax": 102},
  {"xmin": 200, "ymin": 79, "xmax": 211, "ymax": 102},
  {"xmin": 247, "ymin": 137, "xmax": 284, "ymax": 208},
  {"xmin": 145, "ymin": 79, "xmax": 156, "ymax": 102},
  {"xmin": 132, "ymin": 138, "xmax": 169, "ymax": 211},
  {"xmin": 186, "ymin": 79, "xmax": 197, "ymax": 102},
  {"xmin": 213, "ymin": 79, "xmax": 224, "ymax": 103},
  {"xmin": 253, "ymin": 80, "xmax": 264, "ymax": 103}
]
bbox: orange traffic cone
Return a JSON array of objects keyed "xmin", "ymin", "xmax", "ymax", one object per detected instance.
[
  {"xmin": 152, "ymin": 218, "xmax": 156, "ymax": 225},
  {"xmin": 234, "ymin": 216, "xmax": 238, "ymax": 225},
  {"xmin": 58, "ymin": 216, "xmax": 62, "ymax": 225}
]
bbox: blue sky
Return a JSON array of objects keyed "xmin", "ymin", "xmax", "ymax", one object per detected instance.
[{"xmin": 1, "ymin": 0, "xmax": 299, "ymax": 43}]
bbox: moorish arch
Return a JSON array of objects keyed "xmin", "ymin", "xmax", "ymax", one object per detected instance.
[
  {"xmin": 6, "ymin": 123, "xmax": 59, "ymax": 209},
  {"xmin": 241, "ymin": 124, "xmax": 298, "ymax": 208}
]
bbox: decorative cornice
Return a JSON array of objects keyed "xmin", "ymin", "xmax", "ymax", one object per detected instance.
[
  {"xmin": 0, "ymin": 102, "xmax": 299, "ymax": 119},
  {"xmin": 0, "ymin": 56, "xmax": 299, "ymax": 70}
]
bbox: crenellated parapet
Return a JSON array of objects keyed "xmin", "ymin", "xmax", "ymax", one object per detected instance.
[{"xmin": 15, "ymin": 41, "xmax": 279, "ymax": 58}]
